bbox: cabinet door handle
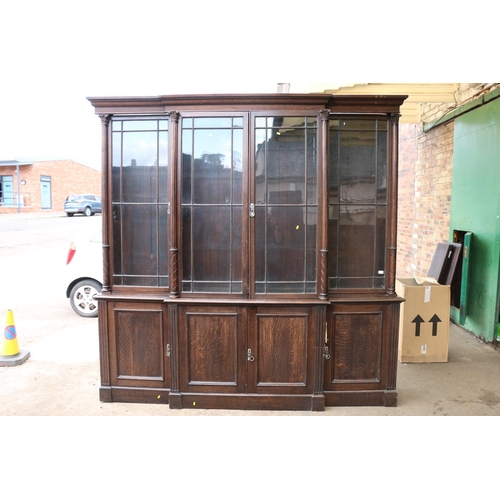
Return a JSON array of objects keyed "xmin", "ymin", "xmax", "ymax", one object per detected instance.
[
  {"xmin": 247, "ymin": 348, "xmax": 255, "ymax": 362},
  {"xmin": 249, "ymin": 203, "xmax": 255, "ymax": 218}
]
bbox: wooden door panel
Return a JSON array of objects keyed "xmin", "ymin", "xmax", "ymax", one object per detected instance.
[
  {"xmin": 179, "ymin": 306, "xmax": 246, "ymax": 393},
  {"xmin": 249, "ymin": 307, "xmax": 314, "ymax": 394},
  {"xmin": 325, "ymin": 304, "xmax": 387, "ymax": 391},
  {"xmin": 257, "ymin": 315, "xmax": 307, "ymax": 384},
  {"xmin": 332, "ymin": 312, "xmax": 382, "ymax": 382},
  {"xmin": 187, "ymin": 313, "xmax": 238, "ymax": 384},
  {"xmin": 109, "ymin": 303, "xmax": 168, "ymax": 388}
]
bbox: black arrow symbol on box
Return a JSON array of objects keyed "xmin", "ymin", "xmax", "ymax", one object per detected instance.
[
  {"xmin": 429, "ymin": 314, "xmax": 441, "ymax": 336},
  {"xmin": 412, "ymin": 315, "xmax": 425, "ymax": 336}
]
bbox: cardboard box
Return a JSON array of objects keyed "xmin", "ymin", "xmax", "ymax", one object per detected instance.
[{"xmin": 396, "ymin": 278, "xmax": 450, "ymax": 363}]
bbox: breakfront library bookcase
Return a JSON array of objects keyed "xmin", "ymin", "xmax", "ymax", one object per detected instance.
[{"xmin": 88, "ymin": 93, "xmax": 407, "ymax": 411}]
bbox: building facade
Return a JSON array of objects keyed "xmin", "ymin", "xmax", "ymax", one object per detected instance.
[
  {"xmin": 0, "ymin": 159, "xmax": 101, "ymax": 214},
  {"xmin": 396, "ymin": 84, "xmax": 500, "ymax": 343}
]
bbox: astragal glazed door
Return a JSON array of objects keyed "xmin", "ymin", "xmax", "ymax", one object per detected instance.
[{"xmin": 180, "ymin": 113, "xmax": 319, "ymax": 299}]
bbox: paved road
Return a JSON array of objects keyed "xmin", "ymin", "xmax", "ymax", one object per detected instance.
[
  {"xmin": 0, "ymin": 212, "xmax": 105, "ymax": 414},
  {"xmin": 0, "ymin": 212, "xmax": 101, "ymax": 345}
]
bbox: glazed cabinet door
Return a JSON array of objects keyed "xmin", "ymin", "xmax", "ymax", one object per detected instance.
[
  {"xmin": 178, "ymin": 305, "xmax": 247, "ymax": 394},
  {"xmin": 247, "ymin": 306, "xmax": 315, "ymax": 394},
  {"xmin": 107, "ymin": 301, "xmax": 170, "ymax": 390}
]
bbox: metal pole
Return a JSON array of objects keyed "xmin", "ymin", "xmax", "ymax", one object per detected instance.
[{"xmin": 16, "ymin": 163, "xmax": 20, "ymax": 213}]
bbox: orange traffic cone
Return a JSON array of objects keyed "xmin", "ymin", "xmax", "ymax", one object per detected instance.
[{"xmin": 0, "ymin": 309, "xmax": 30, "ymax": 366}]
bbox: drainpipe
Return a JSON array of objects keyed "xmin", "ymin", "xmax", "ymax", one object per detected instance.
[{"xmin": 16, "ymin": 163, "xmax": 20, "ymax": 213}]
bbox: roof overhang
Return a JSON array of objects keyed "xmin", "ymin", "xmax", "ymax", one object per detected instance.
[
  {"xmin": 290, "ymin": 83, "xmax": 459, "ymax": 123},
  {"xmin": 0, "ymin": 160, "xmax": 34, "ymax": 167}
]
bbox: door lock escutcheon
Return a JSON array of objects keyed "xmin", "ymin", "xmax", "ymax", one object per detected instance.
[
  {"xmin": 324, "ymin": 346, "xmax": 330, "ymax": 360},
  {"xmin": 247, "ymin": 348, "xmax": 255, "ymax": 361},
  {"xmin": 249, "ymin": 203, "xmax": 255, "ymax": 218}
]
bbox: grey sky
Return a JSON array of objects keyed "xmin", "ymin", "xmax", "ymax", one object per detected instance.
[{"xmin": 0, "ymin": 1, "xmax": 490, "ymax": 170}]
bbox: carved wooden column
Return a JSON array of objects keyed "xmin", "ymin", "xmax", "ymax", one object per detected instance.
[
  {"xmin": 387, "ymin": 113, "xmax": 401, "ymax": 295},
  {"xmin": 167, "ymin": 303, "xmax": 182, "ymax": 408},
  {"xmin": 319, "ymin": 109, "xmax": 330, "ymax": 300},
  {"xmin": 99, "ymin": 114, "xmax": 111, "ymax": 293},
  {"xmin": 97, "ymin": 113, "xmax": 111, "ymax": 401},
  {"xmin": 386, "ymin": 301, "xmax": 401, "ymax": 405},
  {"xmin": 168, "ymin": 111, "xmax": 180, "ymax": 298},
  {"xmin": 313, "ymin": 304, "xmax": 327, "ymax": 411}
]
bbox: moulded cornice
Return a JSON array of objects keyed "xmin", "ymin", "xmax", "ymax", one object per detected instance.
[{"xmin": 87, "ymin": 93, "xmax": 408, "ymax": 115}]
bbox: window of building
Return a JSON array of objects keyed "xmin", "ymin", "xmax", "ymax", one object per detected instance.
[{"xmin": 0, "ymin": 175, "xmax": 14, "ymax": 206}]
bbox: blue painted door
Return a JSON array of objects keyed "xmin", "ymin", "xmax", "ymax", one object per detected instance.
[
  {"xmin": 1, "ymin": 177, "xmax": 14, "ymax": 206},
  {"xmin": 40, "ymin": 176, "xmax": 52, "ymax": 209}
]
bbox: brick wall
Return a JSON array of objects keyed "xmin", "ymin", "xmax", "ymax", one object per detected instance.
[
  {"xmin": 0, "ymin": 159, "xmax": 101, "ymax": 213},
  {"xmin": 43, "ymin": 160, "xmax": 101, "ymax": 211},
  {"xmin": 420, "ymin": 83, "xmax": 500, "ymax": 124},
  {"xmin": 396, "ymin": 123, "xmax": 417, "ymax": 277},
  {"xmin": 396, "ymin": 84, "xmax": 500, "ymax": 280},
  {"xmin": 397, "ymin": 121, "xmax": 454, "ymax": 278}
]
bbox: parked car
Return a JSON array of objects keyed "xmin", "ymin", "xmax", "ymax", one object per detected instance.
[
  {"xmin": 64, "ymin": 194, "xmax": 102, "ymax": 217},
  {"xmin": 65, "ymin": 222, "xmax": 103, "ymax": 318}
]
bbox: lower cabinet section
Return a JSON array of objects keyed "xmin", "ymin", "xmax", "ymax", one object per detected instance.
[
  {"xmin": 249, "ymin": 307, "xmax": 314, "ymax": 394},
  {"xmin": 172, "ymin": 305, "xmax": 322, "ymax": 410},
  {"xmin": 177, "ymin": 305, "xmax": 246, "ymax": 395},
  {"xmin": 97, "ymin": 297, "xmax": 401, "ymax": 410},
  {"xmin": 98, "ymin": 300, "xmax": 171, "ymax": 404},
  {"xmin": 324, "ymin": 301, "xmax": 401, "ymax": 407}
]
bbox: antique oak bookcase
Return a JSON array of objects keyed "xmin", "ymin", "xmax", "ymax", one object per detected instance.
[{"xmin": 88, "ymin": 93, "xmax": 407, "ymax": 411}]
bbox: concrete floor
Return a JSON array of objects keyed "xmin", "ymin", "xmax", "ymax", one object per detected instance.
[
  {"xmin": 1, "ymin": 320, "xmax": 499, "ymax": 416},
  {"xmin": 2, "ymin": 211, "xmax": 499, "ymax": 416}
]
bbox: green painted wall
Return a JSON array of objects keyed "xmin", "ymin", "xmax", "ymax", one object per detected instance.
[{"xmin": 449, "ymin": 97, "xmax": 500, "ymax": 342}]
